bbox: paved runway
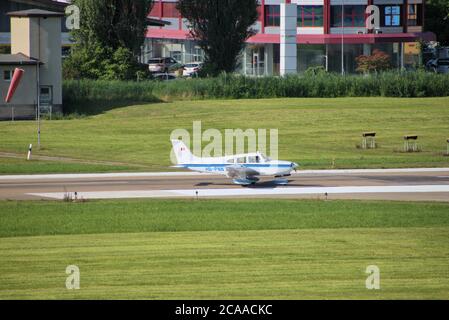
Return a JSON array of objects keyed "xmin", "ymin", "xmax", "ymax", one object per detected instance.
[{"xmin": 1, "ymin": 168, "xmax": 449, "ymax": 201}]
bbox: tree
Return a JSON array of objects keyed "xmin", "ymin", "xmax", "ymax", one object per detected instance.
[
  {"xmin": 71, "ymin": 0, "xmax": 153, "ymax": 55},
  {"xmin": 425, "ymin": 0, "xmax": 449, "ymax": 46},
  {"xmin": 64, "ymin": 0, "xmax": 153, "ymax": 80},
  {"xmin": 177, "ymin": 0, "xmax": 259, "ymax": 76},
  {"xmin": 356, "ymin": 49, "xmax": 391, "ymax": 73}
]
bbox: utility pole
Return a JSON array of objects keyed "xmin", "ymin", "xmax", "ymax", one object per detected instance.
[
  {"xmin": 36, "ymin": 59, "xmax": 41, "ymax": 148},
  {"xmin": 341, "ymin": 0, "xmax": 345, "ymax": 76},
  {"xmin": 37, "ymin": 17, "xmax": 41, "ymax": 148}
]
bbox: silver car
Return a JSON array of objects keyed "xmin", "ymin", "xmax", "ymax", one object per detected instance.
[
  {"xmin": 182, "ymin": 62, "xmax": 203, "ymax": 77},
  {"xmin": 148, "ymin": 57, "xmax": 182, "ymax": 73}
]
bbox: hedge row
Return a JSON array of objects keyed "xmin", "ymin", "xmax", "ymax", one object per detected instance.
[{"xmin": 63, "ymin": 72, "xmax": 449, "ymax": 114}]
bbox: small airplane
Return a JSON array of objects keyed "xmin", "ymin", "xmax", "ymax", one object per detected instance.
[{"xmin": 171, "ymin": 139, "xmax": 299, "ymax": 186}]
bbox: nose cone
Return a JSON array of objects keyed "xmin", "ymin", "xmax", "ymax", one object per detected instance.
[{"xmin": 292, "ymin": 162, "xmax": 299, "ymax": 168}]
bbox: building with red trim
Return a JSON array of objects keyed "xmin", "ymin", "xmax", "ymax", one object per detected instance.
[{"xmin": 145, "ymin": 0, "xmax": 434, "ymax": 75}]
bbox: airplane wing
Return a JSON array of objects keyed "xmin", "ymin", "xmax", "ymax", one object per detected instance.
[{"xmin": 225, "ymin": 165, "xmax": 259, "ymax": 179}]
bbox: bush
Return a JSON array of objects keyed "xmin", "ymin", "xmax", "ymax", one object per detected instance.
[
  {"xmin": 356, "ymin": 49, "xmax": 391, "ymax": 73},
  {"xmin": 63, "ymin": 44, "xmax": 151, "ymax": 81},
  {"xmin": 63, "ymin": 71, "xmax": 449, "ymax": 115}
]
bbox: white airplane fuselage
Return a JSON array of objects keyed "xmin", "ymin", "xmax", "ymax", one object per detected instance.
[
  {"xmin": 171, "ymin": 140, "xmax": 298, "ymax": 185},
  {"xmin": 177, "ymin": 155, "xmax": 295, "ymax": 176}
]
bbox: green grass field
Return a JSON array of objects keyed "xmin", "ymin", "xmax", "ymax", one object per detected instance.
[
  {"xmin": 1, "ymin": 199, "xmax": 448, "ymax": 299},
  {"xmin": 0, "ymin": 97, "xmax": 448, "ymax": 174},
  {"xmin": 0, "ymin": 157, "xmax": 139, "ymax": 175}
]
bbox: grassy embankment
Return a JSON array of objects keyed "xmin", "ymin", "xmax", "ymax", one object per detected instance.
[{"xmin": 0, "ymin": 97, "xmax": 448, "ymax": 174}]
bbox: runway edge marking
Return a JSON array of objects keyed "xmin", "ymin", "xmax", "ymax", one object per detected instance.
[{"xmin": 28, "ymin": 185, "xmax": 449, "ymax": 200}]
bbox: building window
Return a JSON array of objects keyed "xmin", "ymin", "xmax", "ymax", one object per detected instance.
[
  {"xmin": 298, "ymin": 6, "xmax": 323, "ymax": 27},
  {"xmin": 193, "ymin": 47, "xmax": 203, "ymax": 62},
  {"xmin": 265, "ymin": 5, "xmax": 280, "ymax": 27},
  {"xmin": 331, "ymin": 5, "xmax": 366, "ymax": 28},
  {"xmin": 0, "ymin": 45, "xmax": 11, "ymax": 54},
  {"xmin": 407, "ymin": 4, "xmax": 422, "ymax": 26},
  {"xmin": 3, "ymin": 70, "xmax": 11, "ymax": 82},
  {"xmin": 162, "ymin": 2, "xmax": 180, "ymax": 18},
  {"xmin": 383, "ymin": 6, "xmax": 401, "ymax": 26},
  {"xmin": 40, "ymin": 86, "xmax": 53, "ymax": 105}
]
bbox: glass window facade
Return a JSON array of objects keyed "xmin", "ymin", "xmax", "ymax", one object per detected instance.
[
  {"xmin": 331, "ymin": 5, "xmax": 366, "ymax": 28},
  {"xmin": 298, "ymin": 6, "xmax": 324, "ymax": 27},
  {"xmin": 265, "ymin": 5, "xmax": 280, "ymax": 27},
  {"xmin": 407, "ymin": 4, "xmax": 422, "ymax": 26},
  {"xmin": 297, "ymin": 45, "xmax": 326, "ymax": 72},
  {"xmin": 383, "ymin": 6, "xmax": 401, "ymax": 26},
  {"xmin": 328, "ymin": 44, "xmax": 364, "ymax": 73}
]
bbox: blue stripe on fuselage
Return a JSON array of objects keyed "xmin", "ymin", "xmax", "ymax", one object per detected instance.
[{"xmin": 179, "ymin": 164, "xmax": 291, "ymax": 168}]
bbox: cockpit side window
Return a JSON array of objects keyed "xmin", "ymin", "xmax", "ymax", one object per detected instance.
[
  {"xmin": 227, "ymin": 158, "xmax": 235, "ymax": 164},
  {"xmin": 247, "ymin": 156, "xmax": 257, "ymax": 163},
  {"xmin": 236, "ymin": 157, "xmax": 246, "ymax": 163}
]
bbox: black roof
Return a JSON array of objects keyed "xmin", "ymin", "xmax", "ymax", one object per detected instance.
[
  {"xmin": 7, "ymin": 8, "xmax": 65, "ymax": 17},
  {"xmin": 0, "ymin": 53, "xmax": 40, "ymax": 65},
  {"xmin": 10, "ymin": 0, "xmax": 66, "ymax": 11}
]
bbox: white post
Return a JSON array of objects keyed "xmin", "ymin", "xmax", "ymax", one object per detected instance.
[
  {"xmin": 27, "ymin": 144, "xmax": 32, "ymax": 160},
  {"xmin": 400, "ymin": 42, "xmax": 404, "ymax": 70},
  {"xmin": 280, "ymin": 1, "xmax": 297, "ymax": 76}
]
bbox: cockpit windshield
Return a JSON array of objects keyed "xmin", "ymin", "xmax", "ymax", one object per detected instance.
[{"xmin": 259, "ymin": 153, "xmax": 271, "ymax": 162}]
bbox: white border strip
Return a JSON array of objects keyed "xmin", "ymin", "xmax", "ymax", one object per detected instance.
[
  {"xmin": 29, "ymin": 185, "xmax": 449, "ymax": 200},
  {"xmin": 298, "ymin": 168, "xmax": 449, "ymax": 175},
  {"xmin": 2, "ymin": 168, "xmax": 449, "ymax": 181}
]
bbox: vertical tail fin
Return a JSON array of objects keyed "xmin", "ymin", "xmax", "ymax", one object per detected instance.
[{"xmin": 171, "ymin": 139, "xmax": 199, "ymax": 165}]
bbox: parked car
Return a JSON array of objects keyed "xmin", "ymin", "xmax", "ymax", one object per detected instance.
[
  {"xmin": 148, "ymin": 57, "xmax": 183, "ymax": 73},
  {"xmin": 426, "ymin": 58, "xmax": 449, "ymax": 74},
  {"xmin": 436, "ymin": 59, "xmax": 449, "ymax": 74},
  {"xmin": 152, "ymin": 73, "xmax": 177, "ymax": 81},
  {"xmin": 182, "ymin": 62, "xmax": 203, "ymax": 77}
]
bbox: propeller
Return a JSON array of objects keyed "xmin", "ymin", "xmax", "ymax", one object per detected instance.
[{"xmin": 291, "ymin": 162, "xmax": 299, "ymax": 172}]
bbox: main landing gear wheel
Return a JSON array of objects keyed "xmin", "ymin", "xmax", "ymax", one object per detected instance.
[{"xmin": 273, "ymin": 178, "xmax": 289, "ymax": 185}]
